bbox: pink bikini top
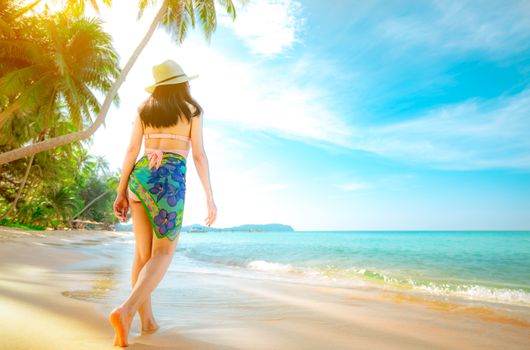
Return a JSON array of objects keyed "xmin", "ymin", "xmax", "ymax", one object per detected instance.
[{"xmin": 143, "ymin": 133, "xmax": 191, "ymax": 169}]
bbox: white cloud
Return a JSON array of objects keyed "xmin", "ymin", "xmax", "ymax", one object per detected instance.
[
  {"xmin": 89, "ymin": 15, "xmax": 530, "ymax": 176},
  {"xmin": 261, "ymin": 183, "xmax": 289, "ymax": 192},
  {"xmin": 377, "ymin": 0, "xmax": 530, "ymax": 57},
  {"xmin": 93, "ymin": 25, "xmax": 530, "ymax": 173},
  {"xmin": 218, "ymin": 0, "xmax": 304, "ymax": 56},
  {"xmin": 351, "ymin": 88, "xmax": 530, "ymax": 170},
  {"xmin": 336, "ymin": 181, "xmax": 369, "ymax": 192},
  {"xmin": 173, "ymin": 44, "xmax": 354, "ymax": 147}
]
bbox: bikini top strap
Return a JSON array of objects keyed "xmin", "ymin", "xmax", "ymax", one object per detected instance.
[{"xmin": 144, "ymin": 133, "xmax": 191, "ymax": 142}]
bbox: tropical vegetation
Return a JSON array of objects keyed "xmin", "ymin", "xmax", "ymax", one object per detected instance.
[
  {"xmin": 0, "ymin": 0, "xmax": 239, "ymax": 229},
  {"xmin": 1, "ymin": 0, "xmax": 121, "ymax": 228}
]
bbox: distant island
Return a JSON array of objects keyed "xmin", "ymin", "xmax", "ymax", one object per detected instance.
[{"xmin": 115, "ymin": 223, "xmax": 294, "ymax": 233}]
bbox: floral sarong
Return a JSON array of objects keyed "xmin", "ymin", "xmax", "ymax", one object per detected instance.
[{"xmin": 128, "ymin": 152, "xmax": 187, "ymax": 241}]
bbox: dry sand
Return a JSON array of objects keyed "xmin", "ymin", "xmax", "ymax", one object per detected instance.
[{"xmin": 0, "ymin": 226, "xmax": 528, "ymax": 349}]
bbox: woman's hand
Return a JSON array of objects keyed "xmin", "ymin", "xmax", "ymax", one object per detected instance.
[
  {"xmin": 113, "ymin": 192, "xmax": 129, "ymax": 222},
  {"xmin": 205, "ymin": 198, "xmax": 217, "ymax": 227}
]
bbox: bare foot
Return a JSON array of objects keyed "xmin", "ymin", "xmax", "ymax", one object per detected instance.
[
  {"xmin": 109, "ymin": 306, "xmax": 134, "ymax": 347},
  {"xmin": 141, "ymin": 318, "xmax": 160, "ymax": 334}
]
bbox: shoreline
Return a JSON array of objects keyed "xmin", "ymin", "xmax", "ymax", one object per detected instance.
[
  {"xmin": 1, "ymin": 226, "xmax": 529, "ymax": 349},
  {"xmin": 0, "ymin": 226, "xmax": 233, "ymax": 349}
]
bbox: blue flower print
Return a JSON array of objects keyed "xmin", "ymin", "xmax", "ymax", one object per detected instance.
[
  {"xmin": 154, "ymin": 209, "xmax": 176, "ymax": 235},
  {"xmin": 170, "ymin": 165, "xmax": 186, "ymax": 182},
  {"xmin": 165, "ymin": 157, "xmax": 185, "ymax": 169},
  {"xmin": 147, "ymin": 166, "xmax": 169, "ymax": 184},
  {"xmin": 179, "ymin": 180, "xmax": 186, "ymax": 197},
  {"xmin": 165, "ymin": 157, "xmax": 181, "ymax": 164},
  {"xmin": 149, "ymin": 178, "xmax": 168, "ymax": 202},
  {"xmin": 161, "ymin": 162, "xmax": 178, "ymax": 173},
  {"xmin": 164, "ymin": 182, "xmax": 186, "ymax": 207}
]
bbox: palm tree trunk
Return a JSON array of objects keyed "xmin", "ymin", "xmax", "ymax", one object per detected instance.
[
  {"xmin": 0, "ymin": 0, "xmax": 169, "ymax": 165},
  {"xmin": 1, "ymin": 102, "xmax": 54, "ymax": 220},
  {"xmin": 24, "ymin": 177, "xmax": 42, "ymax": 204},
  {"xmin": 0, "ymin": 153, "xmax": 35, "ymax": 220},
  {"xmin": 69, "ymin": 188, "xmax": 111, "ymax": 223}
]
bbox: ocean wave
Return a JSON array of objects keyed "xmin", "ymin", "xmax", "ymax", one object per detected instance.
[
  {"xmin": 246, "ymin": 260, "xmax": 295, "ymax": 273},
  {"xmin": 413, "ymin": 282, "xmax": 530, "ymax": 305},
  {"xmin": 347, "ymin": 266, "xmax": 530, "ymax": 306},
  {"xmin": 243, "ymin": 260, "xmax": 530, "ymax": 306},
  {"xmin": 184, "ymin": 254, "xmax": 530, "ymax": 307},
  {"xmin": 245, "ymin": 260, "xmax": 328, "ymax": 280}
]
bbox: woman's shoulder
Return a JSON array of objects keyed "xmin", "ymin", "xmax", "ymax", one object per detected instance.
[{"xmin": 184, "ymin": 100, "xmax": 202, "ymax": 117}]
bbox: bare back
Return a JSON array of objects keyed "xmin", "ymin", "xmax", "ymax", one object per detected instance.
[
  {"xmin": 143, "ymin": 118, "xmax": 192, "ymax": 152},
  {"xmin": 140, "ymin": 102, "xmax": 205, "ymax": 160}
]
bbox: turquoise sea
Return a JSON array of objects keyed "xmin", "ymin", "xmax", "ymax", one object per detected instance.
[
  {"xmin": 71, "ymin": 230, "xmax": 530, "ymax": 308},
  {"xmin": 176, "ymin": 230, "xmax": 530, "ymax": 306}
]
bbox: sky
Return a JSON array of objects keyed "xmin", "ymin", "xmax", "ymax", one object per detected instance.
[{"xmin": 62, "ymin": 0, "xmax": 530, "ymax": 230}]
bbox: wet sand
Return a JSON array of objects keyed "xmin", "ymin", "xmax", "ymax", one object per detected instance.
[
  {"xmin": 0, "ymin": 226, "xmax": 528, "ymax": 349},
  {"xmin": 0, "ymin": 227, "xmax": 229, "ymax": 349}
]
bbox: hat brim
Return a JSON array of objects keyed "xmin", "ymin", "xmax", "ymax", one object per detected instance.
[{"xmin": 145, "ymin": 74, "xmax": 198, "ymax": 93}]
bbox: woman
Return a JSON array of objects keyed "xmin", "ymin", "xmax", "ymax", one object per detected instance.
[{"xmin": 109, "ymin": 59, "xmax": 217, "ymax": 347}]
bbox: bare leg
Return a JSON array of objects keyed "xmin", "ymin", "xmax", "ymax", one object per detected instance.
[
  {"xmin": 131, "ymin": 255, "xmax": 159, "ymax": 332},
  {"xmin": 129, "ymin": 200, "xmax": 159, "ymax": 333},
  {"xmin": 109, "ymin": 223, "xmax": 180, "ymax": 347}
]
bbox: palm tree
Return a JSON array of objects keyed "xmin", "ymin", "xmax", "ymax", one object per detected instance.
[
  {"xmin": 47, "ymin": 184, "xmax": 83, "ymax": 226},
  {"xmin": 0, "ymin": 0, "xmax": 239, "ymax": 164},
  {"xmin": 0, "ymin": 11, "xmax": 121, "ymax": 131},
  {"xmin": 68, "ymin": 153, "xmax": 119, "ymax": 226},
  {"xmin": 0, "ymin": 3, "xmax": 121, "ymax": 219},
  {"xmin": 0, "ymin": 0, "xmax": 113, "ymax": 129}
]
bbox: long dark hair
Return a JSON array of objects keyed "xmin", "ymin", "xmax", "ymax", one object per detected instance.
[{"xmin": 138, "ymin": 82, "xmax": 202, "ymax": 128}]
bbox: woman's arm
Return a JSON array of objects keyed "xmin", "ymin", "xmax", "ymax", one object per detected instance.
[
  {"xmin": 117, "ymin": 114, "xmax": 143, "ymax": 195},
  {"xmin": 190, "ymin": 112, "xmax": 217, "ymax": 226},
  {"xmin": 191, "ymin": 112, "xmax": 213, "ymax": 201}
]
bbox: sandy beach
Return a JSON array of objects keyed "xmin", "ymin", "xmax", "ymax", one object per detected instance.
[{"xmin": 0, "ymin": 226, "xmax": 528, "ymax": 350}]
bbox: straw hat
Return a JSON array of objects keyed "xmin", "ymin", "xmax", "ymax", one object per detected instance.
[{"xmin": 145, "ymin": 59, "xmax": 198, "ymax": 93}]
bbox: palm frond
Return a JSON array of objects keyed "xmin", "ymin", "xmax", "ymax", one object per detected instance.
[
  {"xmin": 162, "ymin": 0, "xmax": 191, "ymax": 44},
  {"xmin": 0, "ymin": 64, "xmax": 41, "ymax": 97},
  {"xmin": 137, "ymin": 0, "xmax": 158, "ymax": 20},
  {"xmin": 0, "ymin": 39, "xmax": 44, "ymax": 65},
  {"xmin": 217, "ymin": 0, "xmax": 236, "ymax": 20},
  {"xmin": 194, "ymin": 0, "xmax": 217, "ymax": 42}
]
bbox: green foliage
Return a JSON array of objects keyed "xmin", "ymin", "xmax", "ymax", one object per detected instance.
[
  {"xmin": 0, "ymin": 2, "xmax": 122, "ymax": 137},
  {"xmin": 0, "ymin": 0, "xmax": 121, "ymax": 230},
  {"xmin": 0, "ymin": 144, "xmax": 120, "ymax": 229},
  {"xmin": 61, "ymin": 0, "xmax": 113, "ymax": 17},
  {"xmin": 0, "ymin": 218, "xmax": 45, "ymax": 230},
  {"xmin": 137, "ymin": 0, "xmax": 239, "ymax": 45}
]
